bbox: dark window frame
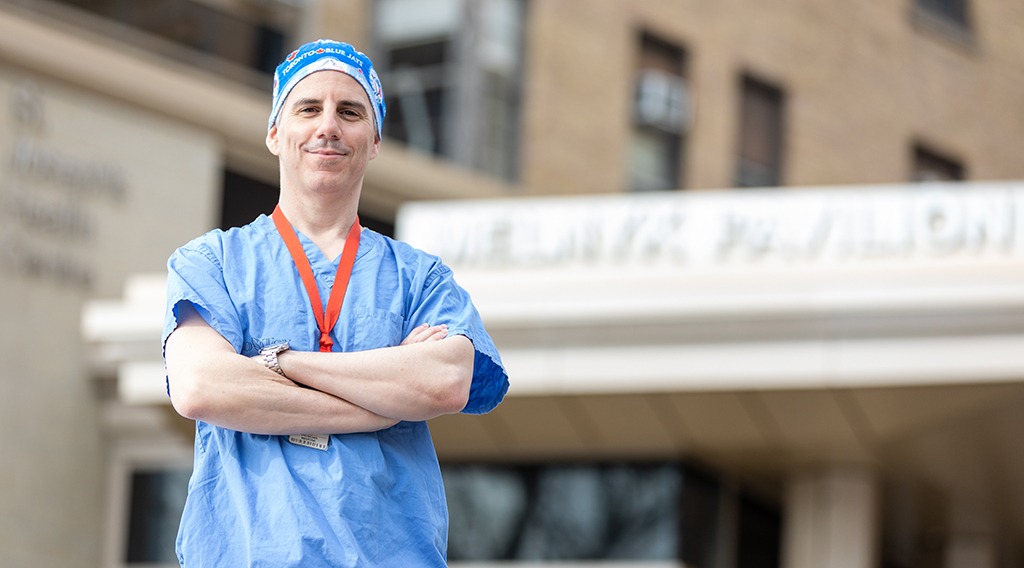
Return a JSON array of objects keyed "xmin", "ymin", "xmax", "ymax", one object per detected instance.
[
  {"xmin": 911, "ymin": 143, "xmax": 966, "ymax": 182},
  {"xmin": 124, "ymin": 467, "xmax": 191, "ymax": 564},
  {"xmin": 915, "ymin": 0, "xmax": 971, "ymax": 30},
  {"xmin": 373, "ymin": 0, "xmax": 527, "ymax": 183},
  {"xmin": 735, "ymin": 73, "xmax": 786, "ymax": 188},
  {"xmin": 441, "ymin": 459, "xmax": 782, "ymax": 564},
  {"xmin": 910, "ymin": 0, "xmax": 975, "ymax": 50},
  {"xmin": 629, "ymin": 30, "xmax": 690, "ymax": 192}
]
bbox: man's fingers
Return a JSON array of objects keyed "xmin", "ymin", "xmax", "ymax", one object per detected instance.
[{"xmin": 401, "ymin": 323, "xmax": 449, "ymax": 345}]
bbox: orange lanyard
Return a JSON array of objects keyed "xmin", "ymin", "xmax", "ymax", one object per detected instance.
[{"xmin": 271, "ymin": 205, "xmax": 361, "ymax": 352}]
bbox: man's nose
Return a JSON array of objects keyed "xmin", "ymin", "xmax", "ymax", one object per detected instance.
[{"xmin": 315, "ymin": 112, "xmax": 342, "ymax": 138}]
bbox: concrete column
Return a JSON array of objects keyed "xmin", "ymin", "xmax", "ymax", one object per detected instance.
[{"xmin": 781, "ymin": 466, "xmax": 879, "ymax": 568}]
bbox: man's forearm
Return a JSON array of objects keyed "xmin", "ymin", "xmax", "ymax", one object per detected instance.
[
  {"xmin": 173, "ymin": 364, "xmax": 398, "ymax": 435},
  {"xmin": 278, "ymin": 335, "xmax": 474, "ymax": 422}
]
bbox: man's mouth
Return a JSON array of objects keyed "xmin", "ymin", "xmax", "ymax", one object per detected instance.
[{"xmin": 305, "ymin": 143, "xmax": 348, "ymax": 157}]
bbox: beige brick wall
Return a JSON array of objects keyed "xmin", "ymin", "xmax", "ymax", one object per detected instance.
[
  {"xmin": 519, "ymin": 0, "xmax": 1024, "ymax": 194},
  {"xmin": 302, "ymin": 0, "xmax": 373, "ymax": 51},
  {"xmin": 520, "ymin": 0, "xmax": 636, "ymax": 195}
]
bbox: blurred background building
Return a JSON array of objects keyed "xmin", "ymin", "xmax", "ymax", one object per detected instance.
[{"xmin": 2, "ymin": 0, "xmax": 1024, "ymax": 567}]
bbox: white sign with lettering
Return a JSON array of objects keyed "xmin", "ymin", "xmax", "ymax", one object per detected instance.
[{"xmin": 397, "ymin": 182, "xmax": 1024, "ymax": 270}]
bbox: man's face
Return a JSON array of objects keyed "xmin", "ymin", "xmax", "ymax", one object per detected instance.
[{"xmin": 266, "ymin": 71, "xmax": 380, "ymax": 197}]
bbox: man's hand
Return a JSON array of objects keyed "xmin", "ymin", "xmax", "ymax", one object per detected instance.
[{"xmin": 401, "ymin": 323, "xmax": 449, "ymax": 345}]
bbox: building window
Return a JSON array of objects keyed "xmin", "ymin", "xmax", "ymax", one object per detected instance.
[
  {"xmin": 736, "ymin": 75, "xmax": 785, "ymax": 188},
  {"xmin": 442, "ymin": 460, "xmax": 780, "ymax": 563},
  {"xmin": 915, "ymin": 0, "xmax": 970, "ymax": 30},
  {"xmin": 679, "ymin": 464, "xmax": 720, "ymax": 566},
  {"xmin": 220, "ymin": 170, "xmax": 278, "ymax": 230},
  {"xmin": 736, "ymin": 492, "xmax": 782, "ymax": 568},
  {"xmin": 43, "ymin": 0, "xmax": 292, "ymax": 84},
  {"xmin": 125, "ymin": 468, "xmax": 191, "ymax": 564},
  {"xmin": 629, "ymin": 33, "xmax": 690, "ymax": 192},
  {"xmin": 374, "ymin": 0, "xmax": 526, "ymax": 182},
  {"xmin": 104, "ymin": 439, "xmax": 193, "ymax": 568},
  {"xmin": 912, "ymin": 144, "xmax": 965, "ymax": 181},
  {"xmin": 444, "ymin": 462, "xmax": 681, "ymax": 561}
]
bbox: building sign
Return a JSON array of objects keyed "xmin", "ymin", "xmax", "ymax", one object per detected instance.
[
  {"xmin": 397, "ymin": 182, "xmax": 1024, "ymax": 269},
  {"xmin": 1, "ymin": 80, "xmax": 128, "ymax": 290}
]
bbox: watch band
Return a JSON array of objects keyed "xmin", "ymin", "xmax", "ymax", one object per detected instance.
[{"xmin": 260, "ymin": 342, "xmax": 289, "ymax": 377}]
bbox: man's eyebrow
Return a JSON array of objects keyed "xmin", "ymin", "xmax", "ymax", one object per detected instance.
[
  {"xmin": 290, "ymin": 97, "xmax": 322, "ymax": 109},
  {"xmin": 338, "ymin": 99, "xmax": 369, "ymax": 112}
]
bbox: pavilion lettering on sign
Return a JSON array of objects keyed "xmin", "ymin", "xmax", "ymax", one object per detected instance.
[{"xmin": 398, "ymin": 184, "xmax": 1022, "ymax": 270}]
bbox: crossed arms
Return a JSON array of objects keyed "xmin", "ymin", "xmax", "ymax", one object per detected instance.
[{"xmin": 164, "ymin": 301, "xmax": 474, "ymax": 435}]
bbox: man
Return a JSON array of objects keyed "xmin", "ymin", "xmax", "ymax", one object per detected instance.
[{"xmin": 162, "ymin": 39, "xmax": 509, "ymax": 567}]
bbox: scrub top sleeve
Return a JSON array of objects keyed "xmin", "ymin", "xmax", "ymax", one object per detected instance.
[
  {"xmin": 409, "ymin": 263, "xmax": 509, "ymax": 415},
  {"xmin": 163, "ymin": 244, "xmax": 245, "ymax": 355}
]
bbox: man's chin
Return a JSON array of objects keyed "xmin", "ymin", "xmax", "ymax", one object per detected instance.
[{"xmin": 303, "ymin": 174, "xmax": 361, "ymax": 194}]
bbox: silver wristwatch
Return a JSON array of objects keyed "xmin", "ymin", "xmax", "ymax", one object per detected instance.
[{"xmin": 259, "ymin": 342, "xmax": 290, "ymax": 376}]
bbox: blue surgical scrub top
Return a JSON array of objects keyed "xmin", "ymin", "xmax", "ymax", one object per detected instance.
[{"xmin": 162, "ymin": 215, "xmax": 509, "ymax": 567}]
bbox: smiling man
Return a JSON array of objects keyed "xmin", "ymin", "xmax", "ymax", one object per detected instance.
[{"xmin": 162, "ymin": 39, "xmax": 509, "ymax": 567}]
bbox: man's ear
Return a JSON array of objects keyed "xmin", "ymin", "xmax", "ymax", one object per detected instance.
[
  {"xmin": 266, "ymin": 126, "xmax": 280, "ymax": 156},
  {"xmin": 369, "ymin": 136, "xmax": 380, "ymax": 160}
]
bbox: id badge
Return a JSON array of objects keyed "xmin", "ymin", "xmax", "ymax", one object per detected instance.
[{"xmin": 288, "ymin": 434, "xmax": 329, "ymax": 451}]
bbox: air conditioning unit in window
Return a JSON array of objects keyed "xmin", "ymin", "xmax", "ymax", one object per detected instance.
[{"xmin": 634, "ymin": 69, "xmax": 691, "ymax": 134}]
